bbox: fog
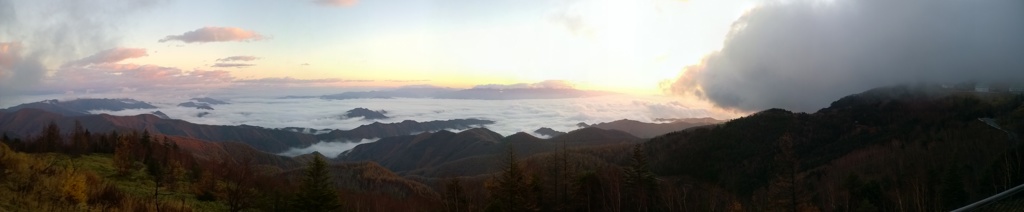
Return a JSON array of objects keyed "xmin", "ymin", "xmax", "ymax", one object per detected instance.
[{"xmin": 277, "ymin": 138, "xmax": 378, "ymax": 158}]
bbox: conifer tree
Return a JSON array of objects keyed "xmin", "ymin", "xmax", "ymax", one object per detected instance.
[
  {"xmin": 443, "ymin": 177, "xmax": 468, "ymax": 212},
  {"xmin": 113, "ymin": 135, "xmax": 135, "ymax": 176},
  {"xmin": 292, "ymin": 155, "xmax": 341, "ymax": 212},
  {"xmin": 487, "ymin": 145, "xmax": 534, "ymax": 212},
  {"xmin": 624, "ymin": 143, "xmax": 657, "ymax": 211},
  {"xmin": 70, "ymin": 120, "xmax": 89, "ymax": 156},
  {"xmin": 37, "ymin": 121, "xmax": 62, "ymax": 152},
  {"xmin": 766, "ymin": 134, "xmax": 816, "ymax": 212}
]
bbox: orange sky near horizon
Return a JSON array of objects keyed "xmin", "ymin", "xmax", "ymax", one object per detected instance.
[{"xmin": 0, "ymin": 0, "xmax": 756, "ymax": 97}]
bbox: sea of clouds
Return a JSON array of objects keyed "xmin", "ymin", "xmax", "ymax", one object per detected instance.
[
  {"xmin": 93, "ymin": 95, "xmax": 723, "ymax": 136},
  {"xmin": 5, "ymin": 89, "xmax": 735, "ymax": 157}
]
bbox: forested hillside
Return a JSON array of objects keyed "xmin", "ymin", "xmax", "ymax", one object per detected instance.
[{"xmin": 2, "ymin": 85, "xmax": 1024, "ymax": 211}]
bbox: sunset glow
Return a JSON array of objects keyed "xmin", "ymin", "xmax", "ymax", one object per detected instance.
[{"xmin": 0, "ymin": 0, "xmax": 755, "ymax": 96}]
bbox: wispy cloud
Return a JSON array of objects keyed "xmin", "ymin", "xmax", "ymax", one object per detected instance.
[
  {"xmin": 314, "ymin": 0, "xmax": 358, "ymax": 7},
  {"xmin": 158, "ymin": 27, "xmax": 265, "ymax": 43},
  {"xmin": 49, "ymin": 64, "xmax": 235, "ymax": 92},
  {"xmin": 211, "ymin": 63, "xmax": 254, "ymax": 68},
  {"xmin": 385, "ymin": 79, "xmax": 431, "ymax": 83},
  {"xmin": 235, "ymin": 77, "xmax": 372, "ymax": 85},
  {"xmin": 62, "ymin": 48, "xmax": 148, "ymax": 67},
  {"xmin": 216, "ymin": 56, "xmax": 259, "ymax": 62},
  {"xmin": 473, "ymin": 80, "xmax": 576, "ymax": 89}
]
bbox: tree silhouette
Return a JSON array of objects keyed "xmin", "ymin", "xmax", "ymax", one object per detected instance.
[
  {"xmin": 292, "ymin": 155, "xmax": 341, "ymax": 212},
  {"xmin": 36, "ymin": 121, "xmax": 62, "ymax": 152},
  {"xmin": 70, "ymin": 120, "xmax": 90, "ymax": 156},
  {"xmin": 624, "ymin": 143, "xmax": 657, "ymax": 211},
  {"xmin": 113, "ymin": 135, "xmax": 134, "ymax": 176},
  {"xmin": 442, "ymin": 177, "xmax": 467, "ymax": 212},
  {"xmin": 487, "ymin": 145, "xmax": 534, "ymax": 212}
]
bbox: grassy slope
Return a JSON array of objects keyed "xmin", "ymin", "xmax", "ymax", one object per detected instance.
[{"xmin": 73, "ymin": 154, "xmax": 229, "ymax": 211}]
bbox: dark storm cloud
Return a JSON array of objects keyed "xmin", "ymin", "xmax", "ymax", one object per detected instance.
[{"xmin": 666, "ymin": 0, "xmax": 1024, "ymax": 112}]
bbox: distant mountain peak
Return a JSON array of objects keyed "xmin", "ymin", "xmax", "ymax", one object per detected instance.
[
  {"xmin": 505, "ymin": 132, "xmax": 542, "ymax": 143},
  {"xmin": 1, "ymin": 98, "xmax": 157, "ymax": 116},
  {"xmin": 454, "ymin": 128, "xmax": 503, "ymax": 142},
  {"xmin": 342, "ymin": 108, "xmax": 388, "ymax": 120},
  {"xmin": 584, "ymin": 118, "xmax": 723, "ymax": 138},
  {"xmin": 190, "ymin": 97, "xmax": 229, "ymax": 105},
  {"xmin": 533, "ymin": 127, "xmax": 566, "ymax": 137}
]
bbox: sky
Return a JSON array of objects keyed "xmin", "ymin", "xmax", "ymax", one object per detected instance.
[
  {"xmin": 666, "ymin": 0, "xmax": 1024, "ymax": 112},
  {"xmin": 3, "ymin": 0, "xmax": 1022, "ymax": 113},
  {"xmin": 0, "ymin": 0, "xmax": 753, "ymax": 100}
]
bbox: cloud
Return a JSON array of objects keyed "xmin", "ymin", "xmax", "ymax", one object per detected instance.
[
  {"xmin": 216, "ymin": 56, "xmax": 259, "ymax": 62},
  {"xmin": 550, "ymin": 13, "xmax": 594, "ymax": 37},
  {"xmin": 234, "ymin": 77, "xmax": 373, "ymax": 86},
  {"xmin": 211, "ymin": 63, "xmax": 254, "ymax": 68},
  {"xmin": 62, "ymin": 48, "xmax": 148, "ymax": 67},
  {"xmin": 81, "ymin": 95, "xmax": 733, "ymax": 157},
  {"xmin": 48, "ymin": 64, "xmax": 235, "ymax": 92},
  {"xmin": 0, "ymin": 42, "xmax": 45, "ymax": 98},
  {"xmin": 0, "ymin": 0, "xmax": 161, "ymax": 99},
  {"xmin": 665, "ymin": 0, "xmax": 1024, "ymax": 112},
  {"xmin": 278, "ymin": 139, "xmax": 378, "ymax": 158},
  {"xmin": 473, "ymin": 80, "xmax": 576, "ymax": 89},
  {"xmin": 315, "ymin": 0, "xmax": 358, "ymax": 7},
  {"xmin": 384, "ymin": 79, "xmax": 431, "ymax": 83},
  {"xmin": 158, "ymin": 27, "xmax": 265, "ymax": 43}
]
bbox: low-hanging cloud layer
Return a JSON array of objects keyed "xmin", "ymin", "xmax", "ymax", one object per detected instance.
[
  {"xmin": 278, "ymin": 138, "xmax": 377, "ymax": 158},
  {"xmin": 666, "ymin": 0, "xmax": 1024, "ymax": 112},
  {"xmin": 93, "ymin": 95, "xmax": 726, "ymax": 139},
  {"xmin": 473, "ymin": 80, "xmax": 576, "ymax": 90},
  {"xmin": 159, "ymin": 27, "xmax": 265, "ymax": 43}
]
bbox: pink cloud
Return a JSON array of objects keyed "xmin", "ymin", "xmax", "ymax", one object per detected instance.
[
  {"xmin": 211, "ymin": 63, "xmax": 255, "ymax": 68},
  {"xmin": 236, "ymin": 77, "xmax": 346, "ymax": 84},
  {"xmin": 216, "ymin": 56, "xmax": 259, "ymax": 62},
  {"xmin": 315, "ymin": 0, "xmax": 358, "ymax": 7},
  {"xmin": 473, "ymin": 80, "xmax": 576, "ymax": 89},
  {"xmin": 159, "ymin": 27, "xmax": 265, "ymax": 43},
  {"xmin": 0, "ymin": 42, "xmax": 21, "ymax": 69},
  {"xmin": 63, "ymin": 48, "xmax": 148, "ymax": 67},
  {"xmin": 50, "ymin": 64, "xmax": 236, "ymax": 92}
]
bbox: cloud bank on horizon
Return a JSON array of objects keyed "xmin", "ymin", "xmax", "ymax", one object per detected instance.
[
  {"xmin": 473, "ymin": 80, "xmax": 577, "ymax": 90},
  {"xmin": 666, "ymin": 0, "xmax": 1024, "ymax": 112},
  {"xmin": 89, "ymin": 95, "xmax": 723, "ymax": 138}
]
